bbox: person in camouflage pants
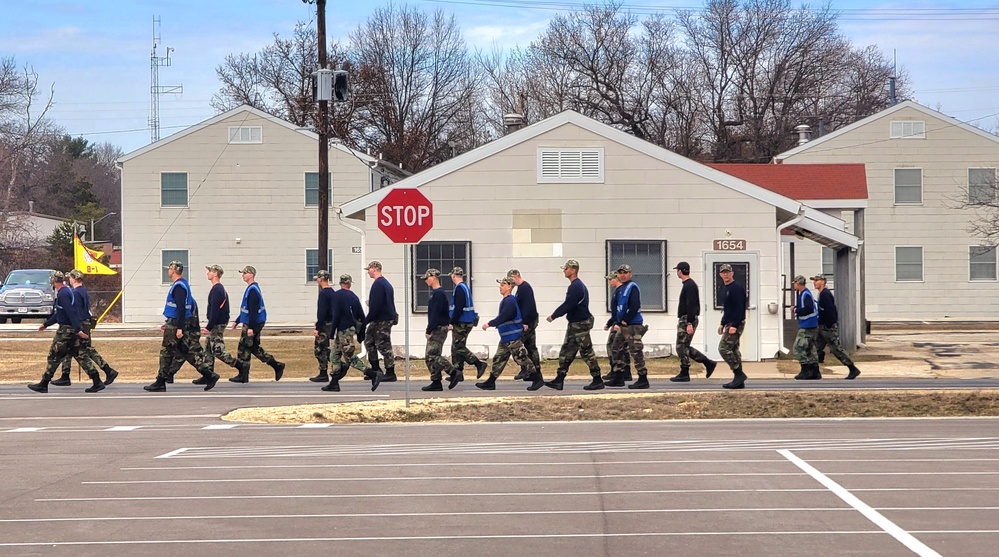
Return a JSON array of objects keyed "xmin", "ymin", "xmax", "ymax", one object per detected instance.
[
  {"xmin": 55, "ymin": 270, "xmax": 117, "ymax": 387},
  {"xmin": 602, "ymin": 273, "xmax": 631, "ymax": 385},
  {"xmin": 544, "ymin": 259, "xmax": 603, "ymax": 391},
  {"xmin": 330, "ymin": 325, "xmax": 369, "ymax": 378},
  {"xmin": 364, "ymin": 261, "xmax": 398, "ymax": 382},
  {"xmin": 717, "ymin": 264, "xmax": 748, "ymax": 389},
  {"xmin": 310, "ymin": 270, "xmax": 336, "ymax": 382},
  {"xmin": 424, "ymin": 325, "xmax": 452, "ymax": 383},
  {"xmin": 810, "ymin": 275, "xmax": 861, "ymax": 380},
  {"xmin": 477, "ymin": 277, "xmax": 544, "ymax": 391},
  {"xmin": 30, "ymin": 271, "xmax": 105, "ymax": 393},
  {"xmin": 164, "ymin": 302, "xmax": 215, "ymax": 383},
  {"xmin": 718, "ymin": 323, "xmax": 744, "ymax": 373},
  {"xmin": 420, "ymin": 268, "xmax": 454, "ymax": 391},
  {"xmin": 197, "ymin": 264, "xmax": 241, "ymax": 382},
  {"xmin": 792, "ymin": 275, "xmax": 820, "ymax": 380}
]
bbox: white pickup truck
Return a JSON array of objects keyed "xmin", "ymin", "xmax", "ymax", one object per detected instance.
[{"xmin": 0, "ymin": 269, "xmax": 56, "ymax": 324}]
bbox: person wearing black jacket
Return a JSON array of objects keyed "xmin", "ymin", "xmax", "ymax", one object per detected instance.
[
  {"xmin": 420, "ymin": 268, "xmax": 455, "ymax": 391},
  {"xmin": 55, "ymin": 269, "xmax": 118, "ymax": 387},
  {"xmin": 811, "ymin": 275, "xmax": 861, "ymax": 380},
  {"xmin": 364, "ymin": 261, "xmax": 398, "ymax": 382},
  {"xmin": 197, "ymin": 264, "xmax": 242, "ymax": 381},
  {"xmin": 29, "ymin": 271, "xmax": 104, "ymax": 393},
  {"xmin": 309, "ymin": 270, "xmax": 336, "ymax": 383},
  {"xmin": 543, "ymin": 259, "xmax": 603, "ymax": 391},
  {"xmin": 717, "ymin": 264, "xmax": 748, "ymax": 389},
  {"xmin": 323, "ymin": 274, "xmax": 379, "ymax": 392},
  {"xmin": 508, "ymin": 269, "xmax": 542, "ymax": 381},
  {"xmin": 669, "ymin": 261, "xmax": 716, "ymax": 383}
]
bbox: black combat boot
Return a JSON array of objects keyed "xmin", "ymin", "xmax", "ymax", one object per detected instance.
[
  {"xmin": 371, "ymin": 369, "xmax": 385, "ymax": 392},
  {"xmin": 447, "ymin": 369, "xmax": 464, "ymax": 390},
  {"xmin": 704, "ymin": 359, "xmax": 717, "ymax": 378},
  {"xmin": 321, "ymin": 377, "xmax": 340, "ymax": 392},
  {"xmin": 229, "ymin": 361, "xmax": 249, "ymax": 383},
  {"xmin": 722, "ymin": 369, "xmax": 747, "ymax": 389},
  {"xmin": 192, "ymin": 375, "xmax": 208, "ymax": 385},
  {"xmin": 794, "ymin": 364, "xmax": 809, "ymax": 380},
  {"xmin": 272, "ymin": 361, "xmax": 285, "ymax": 381},
  {"xmin": 818, "ymin": 351, "xmax": 825, "ymax": 364},
  {"xmin": 103, "ymin": 364, "xmax": 119, "ymax": 386},
  {"xmin": 583, "ymin": 376, "xmax": 605, "ymax": 391},
  {"xmin": 363, "ymin": 364, "xmax": 379, "ymax": 381},
  {"xmin": 202, "ymin": 371, "xmax": 220, "ymax": 391},
  {"xmin": 84, "ymin": 375, "xmax": 106, "ymax": 393},
  {"xmin": 605, "ymin": 372, "xmax": 626, "ymax": 387},
  {"xmin": 475, "ymin": 375, "xmax": 497, "ymax": 390},
  {"xmin": 475, "ymin": 360, "xmax": 488, "ymax": 379},
  {"xmin": 628, "ymin": 375, "xmax": 649, "ymax": 390},
  {"xmin": 332, "ymin": 363, "xmax": 349, "ymax": 382},
  {"xmin": 808, "ymin": 363, "xmax": 822, "ymax": 380},
  {"xmin": 28, "ymin": 378, "xmax": 50, "ymax": 393},
  {"xmin": 165, "ymin": 373, "xmax": 174, "ymax": 384},
  {"xmin": 51, "ymin": 372, "xmax": 72, "ymax": 387},
  {"xmin": 515, "ymin": 367, "xmax": 530, "ymax": 381},
  {"xmin": 421, "ymin": 380, "xmax": 443, "ymax": 391},
  {"xmin": 622, "ymin": 368, "xmax": 633, "ymax": 382},
  {"xmin": 310, "ymin": 370, "xmax": 330, "ymax": 383},
  {"xmin": 544, "ymin": 372, "xmax": 566, "ymax": 391},
  {"xmin": 143, "ymin": 377, "xmax": 167, "ymax": 392},
  {"xmin": 382, "ymin": 367, "xmax": 398, "ymax": 382},
  {"xmin": 670, "ymin": 366, "xmax": 691, "ymax": 383},
  {"xmin": 845, "ymin": 364, "xmax": 861, "ymax": 380},
  {"xmin": 527, "ymin": 371, "xmax": 545, "ymax": 391}
]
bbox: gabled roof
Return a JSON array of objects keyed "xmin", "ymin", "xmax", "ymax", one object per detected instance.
[
  {"xmin": 708, "ymin": 163, "xmax": 868, "ymax": 205},
  {"xmin": 775, "ymin": 100, "xmax": 999, "ymax": 160},
  {"xmin": 338, "ymin": 110, "xmax": 858, "ymax": 250},
  {"xmin": 116, "ymin": 104, "xmax": 378, "ymax": 166}
]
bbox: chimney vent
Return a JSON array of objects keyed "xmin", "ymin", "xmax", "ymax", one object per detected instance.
[
  {"xmin": 795, "ymin": 124, "xmax": 812, "ymax": 145},
  {"xmin": 503, "ymin": 113, "xmax": 526, "ymax": 134}
]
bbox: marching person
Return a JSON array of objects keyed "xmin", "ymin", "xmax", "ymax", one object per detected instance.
[
  {"xmin": 448, "ymin": 267, "xmax": 488, "ymax": 380},
  {"xmin": 669, "ymin": 261, "xmax": 717, "ymax": 382},
  {"xmin": 229, "ymin": 266, "xmax": 285, "ymax": 383},
  {"xmin": 164, "ymin": 296, "xmax": 211, "ymax": 383},
  {"xmin": 508, "ymin": 269, "xmax": 542, "ymax": 382},
  {"xmin": 792, "ymin": 275, "xmax": 821, "ymax": 380},
  {"xmin": 602, "ymin": 272, "xmax": 631, "ymax": 387},
  {"xmin": 143, "ymin": 261, "xmax": 219, "ymax": 392},
  {"xmin": 543, "ymin": 259, "xmax": 603, "ymax": 391},
  {"xmin": 198, "ymin": 264, "xmax": 243, "ymax": 382},
  {"xmin": 717, "ymin": 263, "xmax": 748, "ymax": 389},
  {"xmin": 364, "ymin": 261, "xmax": 398, "ymax": 383},
  {"xmin": 322, "ymin": 274, "xmax": 379, "ymax": 392},
  {"xmin": 612, "ymin": 264, "xmax": 650, "ymax": 389},
  {"xmin": 812, "ymin": 274, "xmax": 861, "ymax": 380},
  {"xmin": 28, "ymin": 271, "xmax": 106, "ymax": 393},
  {"xmin": 477, "ymin": 277, "xmax": 545, "ymax": 391},
  {"xmin": 54, "ymin": 269, "xmax": 118, "ymax": 387},
  {"xmin": 309, "ymin": 270, "xmax": 336, "ymax": 383},
  {"xmin": 420, "ymin": 269, "xmax": 455, "ymax": 391}
]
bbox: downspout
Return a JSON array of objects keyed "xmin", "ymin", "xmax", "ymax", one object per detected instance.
[
  {"xmin": 336, "ymin": 207, "xmax": 367, "ymax": 297},
  {"xmin": 775, "ymin": 206, "xmax": 807, "ymax": 356}
]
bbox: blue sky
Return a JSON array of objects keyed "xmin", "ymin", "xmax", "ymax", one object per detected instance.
[{"xmin": 3, "ymin": 0, "xmax": 998, "ymax": 154}]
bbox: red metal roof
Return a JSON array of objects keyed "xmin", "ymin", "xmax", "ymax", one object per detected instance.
[{"xmin": 708, "ymin": 163, "xmax": 867, "ymax": 201}]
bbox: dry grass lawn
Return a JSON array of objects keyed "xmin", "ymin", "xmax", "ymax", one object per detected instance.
[{"xmin": 224, "ymin": 390, "xmax": 999, "ymax": 424}]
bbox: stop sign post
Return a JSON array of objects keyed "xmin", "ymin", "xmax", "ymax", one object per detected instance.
[
  {"xmin": 377, "ymin": 188, "xmax": 433, "ymax": 244},
  {"xmin": 376, "ymin": 188, "xmax": 433, "ymax": 407}
]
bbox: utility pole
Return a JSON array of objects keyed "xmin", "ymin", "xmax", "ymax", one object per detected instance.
[
  {"xmin": 149, "ymin": 17, "xmax": 183, "ymax": 144},
  {"xmin": 304, "ymin": 0, "xmax": 330, "ymax": 275}
]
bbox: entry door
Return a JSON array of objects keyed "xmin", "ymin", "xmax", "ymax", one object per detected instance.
[{"xmin": 702, "ymin": 252, "xmax": 759, "ymax": 362}]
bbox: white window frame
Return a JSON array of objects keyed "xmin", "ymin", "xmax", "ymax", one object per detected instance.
[
  {"xmin": 893, "ymin": 168, "xmax": 923, "ymax": 205},
  {"xmin": 969, "ymin": 168, "xmax": 997, "ymax": 205},
  {"xmin": 160, "ymin": 171, "xmax": 189, "ymax": 208},
  {"xmin": 537, "ymin": 147, "xmax": 604, "ymax": 183},
  {"xmin": 305, "ymin": 249, "xmax": 333, "ymax": 283},
  {"xmin": 821, "ymin": 247, "xmax": 835, "ymax": 284},
  {"xmin": 889, "ymin": 120, "xmax": 925, "ymax": 139},
  {"xmin": 305, "ymin": 172, "xmax": 331, "ymax": 208},
  {"xmin": 605, "ymin": 239, "xmax": 667, "ymax": 312},
  {"xmin": 227, "ymin": 126, "xmax": 262, "ymax": 144},
  {"xmin": 161, "ymin": 249, "xmax": 189, "ymax": 285},
  {"xmin": 969, "ymin": 245, "xmax": 998, "ymax": 282},
  {"xmin": 894, "ymin": 246, "xmax": 924, "ymax": 282}
]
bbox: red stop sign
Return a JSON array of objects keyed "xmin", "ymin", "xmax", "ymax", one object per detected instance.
[{"xmin": 377, "ymin": 188, "xmax": 434, "ymax": 243}]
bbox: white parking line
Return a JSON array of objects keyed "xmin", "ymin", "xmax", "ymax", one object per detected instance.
[
  {"xmin": 779, "ymin": 449, "xmax": 942, "ymax": 557},
  {"xmin": 296, "ymin": 424, "xmax": 331, "ymax": 429},
  {"xmin": 201, "ymin": 425, "xmax": 238, "ymax": 430},
  {"xmin": 104, "ymin": 426, "xmax": 143, "ymax": 431},
  {"xmin": 6, "ymin": 427, "xmax": 44, "ymax": 432}
]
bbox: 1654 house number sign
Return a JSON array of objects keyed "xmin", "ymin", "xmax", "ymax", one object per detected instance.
[{"xmin": 713, "ymin": 239, "xmax": 747, "ymax": 251}]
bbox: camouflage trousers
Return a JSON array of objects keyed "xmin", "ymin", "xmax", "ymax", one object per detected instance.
[
  {"xmin": 794, "ymin": 327, "xmax": 819, "ymax": 365},
  {"xmin": 60, "ymin": 319, "xmax": 108, "ymax": 375},
  {"xmin": 607, "ymin": 327, "xmax": 630, "ymax": 372},
  {"xmin": 331, "ymin": 326, "xmax": 369, "ymax": 375},
  {"xmin": 205, "ymin": 324, "xmax": 239, "ymax": 373},
  {"xmin": 614, "ymin": 323, "xmax": 649, "ymax": 377},
  {"xmin": 364, "ymin": 320, "xmax": 395, "ymax": 371},
  {"xmin": 520, "ymin": 319, "xmax": 541, "ymax": 371},
  {"xmin": 314, "ymin": 322, "xmax": 332, "ymax": 373},
  {"xmin": 816, "ymin": 324, "xmax": 854, "ymax": 366},
  {"xmin": 45, "ymin": 326, "xmax": 100, "ymax": 381},
  {"xmin": 718, "ymin": 323, "xmax": 745, "ymax": 371},
  {"xmin": 557, "ymin": 317, "xmax": 601, "ymax": 378},
  {"xmin": 675, "ymin": 317, "xmax": 712, "ymax": 368},
  {"xmin": 159, "ymin": 325, "xmax": 211, "ymax": 380},
  {"xmin": 450, "ymin": 322, "xmax": 483, "ymax": 371},
  {"xmin": 237, "ymin": 324, "xmax": 279, "ymax": 367},
  {"xmin": 425, "ymin": 326, "xmax": 453, "ymax": 381},
  {"xmin": 489, "ymin": 338, "xmax": 537, "ymax": 379}
]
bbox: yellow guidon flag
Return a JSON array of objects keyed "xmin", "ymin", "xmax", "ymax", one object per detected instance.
[{"xmin": 74, "ymin": 233, "xmax": 117, "ymax": 275}]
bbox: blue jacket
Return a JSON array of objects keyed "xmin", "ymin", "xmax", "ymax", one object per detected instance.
[
  {"xmin": 796, "ymin": 288, "xmax": 818, "ymax": 329},
  {"xmin": 720, "ymin": 281, "xmax": 747, "ymax": 326},
  {"xmin": 489, "ymin": 295, "xmax": 523, "ymax": 343},
  {"xmin": 366, "ymin": 276, "xmax": 397, "ymax": 323},
  {"xmin": 238, "ymin": 282, "xmax": 266, "ymax": 325},
  {"xmin": 72, "ymin": 284, "xmax": 92, "ymax": 320},
  {"xmin": 43, "ymin": 285, "xmax": 83, "ymax": 331},
  {"xmin": 615, "ymin": 281, "xmax": 644, "ymax": 325},
  {"xmin": 514, "ymin": 281, "xmax": 539, "ymax": 324},
  {"xmin": 550, "ymin": 279, "xmax": 592, "ymax": 323},
  {"xmin": 163, "ymin": 278, "xmax": 193, "ymax": 320},
  {"xmin": 426, "ymin": 287, "xmax": 450, "ymax": 333},
  {"xmin": 449, "ymin": 281, "xmax": 476, "ymax": 324}
]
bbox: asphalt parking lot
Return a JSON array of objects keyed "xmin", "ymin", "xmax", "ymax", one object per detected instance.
[{"xmin": 2, "ymin": 418, "xmax": 997, "ymax": 556}]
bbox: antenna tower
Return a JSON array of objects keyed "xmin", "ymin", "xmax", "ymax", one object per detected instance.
[{"xmin": 149, "ymin": 17, "xmax": 183, "ymax": 143}]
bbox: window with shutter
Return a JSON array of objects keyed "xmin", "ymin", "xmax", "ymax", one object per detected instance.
[
  {"xmin": 537, "ymin": 148, "xmax": 604, "ymax": 183},
  {"xmin": 889, "ymin": 120, "xmax": 925, "ymax": 139}
]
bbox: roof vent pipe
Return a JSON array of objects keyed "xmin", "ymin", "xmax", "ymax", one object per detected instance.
[
  {"xmin": 503, "ymin": 113, "xmax": 526, "ymax": 134},
  {"xmin": 795, "ymin": 124, "xmax": 812, "ymax": 145}
]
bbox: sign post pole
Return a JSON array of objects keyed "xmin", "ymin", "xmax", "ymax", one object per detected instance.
[{"xmin": 403, "ymin": 244, "xmax": 410, "ymax": 407}]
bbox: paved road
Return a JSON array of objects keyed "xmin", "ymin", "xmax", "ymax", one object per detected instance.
[{"xmin": 2, "ymin": 408, "xmax": 997, "ymax": 556}]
